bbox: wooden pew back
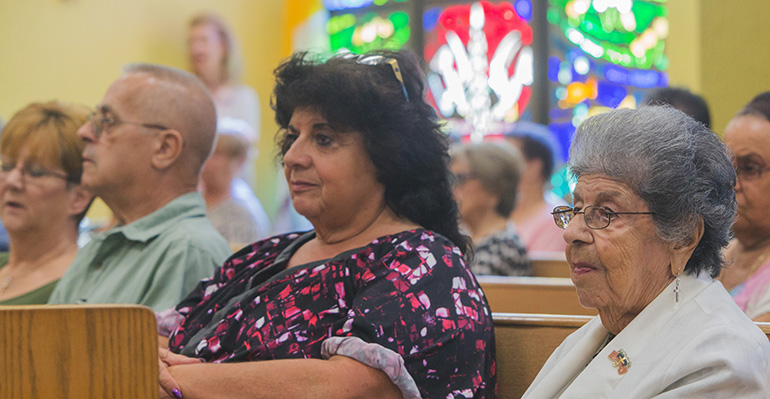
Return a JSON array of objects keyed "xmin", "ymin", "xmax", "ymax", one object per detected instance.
[
  {"xmin": 478, "ymin": 276, "xmax": 597, "ymax": 316},
  {"xmin": 0, "ymin": 304, "xmax": 158, "ymax": 399},
  {"xmin": 493, "ymin": 313, "xmax": 592, "ymax": 399},
  {"xmin": 530, "ymin": 251, "xmax": 570, "ymax": 278}
]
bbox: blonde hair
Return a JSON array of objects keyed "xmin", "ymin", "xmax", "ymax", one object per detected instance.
[
  {"xmin": 190, "ymin": 13, "xmax": 243, "ymax": 85},
  {"xmin": 1, "ymin": 101, "xmax": 89, "ymax": 183}
]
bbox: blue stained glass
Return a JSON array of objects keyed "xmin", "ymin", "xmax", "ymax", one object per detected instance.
[
  {"xmin": 603, "ymin": 64, "xmax": 667, "ymax": 89},
  {"xmin": 514, "ymin": 0, "xmax": 533, "ymax": 22},
  {"xmin": 596, "ymin": 81, "xmax": 627, "ymax": 108},
  {"xmin": 548, "ymin": 122, "xmax": 575, "ymax": 163},
  {"xmin": 423, "ymin": 7, "xmax": 442, "ymax": 32},
  {"xmin": 324, "ymin": 0, "xmax": 373, "ymax": 11},
  {"xmin": 549, "ymin": 107, "xmax": 571, "ymax": 121},
  {"xmin": 548, "ymin": 56, "xmax": 561, "ymax": 82}
]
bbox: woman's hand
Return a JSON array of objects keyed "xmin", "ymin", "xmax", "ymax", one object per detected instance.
[{"xmin": 158, "ymin": 348, "xmax": 202, "ymax": 398}]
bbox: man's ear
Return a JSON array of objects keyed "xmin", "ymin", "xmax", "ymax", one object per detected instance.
[
  {"xmin": 151, "ymin": 129, "xmax": 184, "ymax": 169},
  {"xmin": 67, "ymin": 185, "xmax": 95, "ymax": 218},
  {"xmin": 670, "ymin": 217, "xmax": 705, "ymax": 276}
]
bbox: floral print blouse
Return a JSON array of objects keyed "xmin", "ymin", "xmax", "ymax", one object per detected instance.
[{"xmin": 167, "ymin": 229, "xmax": 496, "ymax": 399}]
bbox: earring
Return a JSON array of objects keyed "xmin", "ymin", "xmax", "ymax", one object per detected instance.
[{"xmin": 674, "ymin": 275, "xmax": 680, "ymax": 303}]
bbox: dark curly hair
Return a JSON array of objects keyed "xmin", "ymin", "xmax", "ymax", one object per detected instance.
[{"xmin": 271, "ymin": 50, "xmax": 470, "ymax": 254}]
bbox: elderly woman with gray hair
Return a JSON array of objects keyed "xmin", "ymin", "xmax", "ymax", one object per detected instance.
[
  {"xmin": 450, "ymin": 141, "xmax": 531, "ymax": 276},
  {"xmin": 523, "ymin": 107, "xmax": 770, "ymax": 398}
]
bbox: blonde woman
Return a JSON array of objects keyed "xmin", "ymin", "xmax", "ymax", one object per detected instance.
[{"xmin": 0, "ymin": 101, "xmax": 93, "ymax": 304}]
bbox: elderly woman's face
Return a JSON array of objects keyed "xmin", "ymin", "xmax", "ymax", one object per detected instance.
[
  {"xmin": 282, "ymin": 107, "xmax": 385, "ymax": 228},
  {"xmin": 564, "ymin": 174, "xmax": 675, "ymax": 316},
  {"xmin": 724, "ymin": 115, "xmax": 770, "ymax": 240},
  {"xmin": 450, "ymin": 157, "xmax": 495, "ymax": 228}
]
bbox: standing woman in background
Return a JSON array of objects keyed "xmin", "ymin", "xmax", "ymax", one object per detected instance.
[
  {"xmin": 721, "ymin": 92, "xmax": 770, "ymax": 322},
  {"xmin": 0, "ymin": 101, "xmax": 94, "ymax": 304},
  {"xmin": 188, "ymin": 13, "xmax": 260, "ymax": 131},
  {"xmin": 188, "ymin": 13, "xmax": 268, "ymax": 234}
]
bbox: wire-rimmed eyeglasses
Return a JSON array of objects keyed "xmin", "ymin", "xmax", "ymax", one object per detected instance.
[
  {"xmin": 551, "ymin": 205, "xmax": 655, "ymax": 230},
  {"xmin": 0, "ymin": 161, "xmax": 77, "ymax": 183},
  {"xmin": 87, "ymin": 111, "xmax": 168, "ymax": 139},
  {"xmin": 336, "ymin": 53, "xmax": 410, "ymax": 102}
]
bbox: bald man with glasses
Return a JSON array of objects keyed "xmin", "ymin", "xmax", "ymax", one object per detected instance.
[{"xmin": 48, "ymin": 64, "xmax": 231, "ymax": 311}]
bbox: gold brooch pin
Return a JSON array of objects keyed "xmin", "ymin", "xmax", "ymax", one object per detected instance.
[{"xmin": 608, "ymin": 349, "xmax": 631, "ymax": 375}]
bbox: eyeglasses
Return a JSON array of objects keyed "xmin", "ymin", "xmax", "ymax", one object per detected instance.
[
  {"xmin": 735, "ymin": 163, "xmax": 770, "ymax": 181},
  {"xmin": 0, "ymin": 161, "xmax": 76, "ymax": 183},
  {"xmin": 87, "ymin": 111, "xmax": 168, "ymax": 139},
  {"xmin": 337, "ymin": 53, "xmax": 410, "ymax": 102},
  {"xmin": 551, "ymin": 205, "xmax": 655, "ymax": 230},
  {"xmin": 452, "ymin": 172, "xmax": 477, "ymax": 186}
]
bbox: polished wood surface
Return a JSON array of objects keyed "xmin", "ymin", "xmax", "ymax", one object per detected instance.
[
  {"xmin": 478, "ymin": 276, "xmax": 598, "ymax": 316},
  {"xmin": 529, "ymin": 251, "xmax": 570, "ymax": 278},
  {"xmin": 493, "ymin": 312, "xmax": 592, "ymax": 399},
  {"xmin": 0, "ymin": 304, "xmax": 158, "ymax": 399}
]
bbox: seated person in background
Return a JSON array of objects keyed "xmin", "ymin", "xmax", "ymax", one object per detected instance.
[
  {"xmin": 200, "ymin": 117, "xmax": 270, "ymax": 245},
  {"xmin": 644, "ymin": 86, "xmax": 711, "ymax": 128},
  {"xmin": 0, "ymin": 101, "xmax": 94, "ymax": 304},
  {"xmin": 156, "ymin": 50, "xmax": 495, "ymax": 399},
  {"xmin": 721, "ymin": 92, "xmax": 770, "ymax": 322},
  {"xmin": 48, "ymin": 64, "xmax": 231, "ymax": 311},
  {"xmin": 504, "ymin": 122, "xmax": 566, "ymax": 253},
  {"xmin": 450, "ymin": 141, "xmax": 531, "ymax": 276},
  {"xmin": 524, "ymin": 107, "xmax": 770, "ymax": 398}
]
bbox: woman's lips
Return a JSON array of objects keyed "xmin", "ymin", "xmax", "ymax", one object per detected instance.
[
  {"xmin": 571, "ymin": 262, "xmax": 598, "ymax": 277},
  {"xmin": 2, "ymin": 201, "xmax": 24, "ymax": 213},
  {"xmin": 289, "ymin": 181, "xmax": 317, "ymax": 193}
]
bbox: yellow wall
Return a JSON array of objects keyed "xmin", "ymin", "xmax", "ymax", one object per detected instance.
[
  {"xmin": 700, "ymin": 0, "xmax": 770, "ymax": 133},
  {"xmin": 0, "ymin": 0, "xmax": 287, "ymax": 219},
  {"xmin": 666, "ymin": 0, "xmax": 770, "ymax": 134}
]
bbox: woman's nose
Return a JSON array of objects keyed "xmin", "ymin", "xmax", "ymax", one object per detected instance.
[
  {"xmin": 282, "ymin": 137, "xmax": 310, "ymax": 169},
  {"xmin": 563, "ymin": 213, "xmax": 593, "ymax": 246},
  {"xmin": 4, "ymin": 167, "xmax": 25, "ymax": 188}
]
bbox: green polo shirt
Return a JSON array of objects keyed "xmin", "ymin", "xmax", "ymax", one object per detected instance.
[{"xmin": 48, "ymin": 192, "xmax": 231, "ymax": 312}]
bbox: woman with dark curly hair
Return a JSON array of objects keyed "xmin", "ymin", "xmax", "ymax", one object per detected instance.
[{"xmin": 155, "ymin": 51, "xmax": 495, "ymax": 399}]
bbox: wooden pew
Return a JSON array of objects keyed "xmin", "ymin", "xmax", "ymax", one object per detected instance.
[
  {"xmin": 493, "ymin": 312, "xmax": 592, "ymax": 399},
  {"xmin": 0, "ymin": 304, "xmax": 158, "ymax": 399},
  {"xmin": 477, "ymin": 275, "xmax": 597, "ymax": 316},
  {"xmin": 530, "ymin": 251, "xmax": 570, "ymax": 278}
]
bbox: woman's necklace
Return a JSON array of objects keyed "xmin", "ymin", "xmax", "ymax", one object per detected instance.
[
  {"xmin": 0, "ymin": 273, "xmax": 12, "ymax": 296},
  {"xmin": 748, "ymin": 245, "xmax": 770, "ymax": 275}
]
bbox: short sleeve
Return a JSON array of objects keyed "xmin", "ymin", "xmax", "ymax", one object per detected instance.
[
  {"xmin": 139, "ymin": 241, "xmax": 223, "ymax": 311},
  {"xmin": 336, "ymin": 234, "xmax": 495, "ymax": 399}
]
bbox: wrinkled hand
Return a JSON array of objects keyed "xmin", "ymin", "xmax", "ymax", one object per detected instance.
[{"xmin": 158, "ymin": 348, "xmax": 202, "ymax": 398}]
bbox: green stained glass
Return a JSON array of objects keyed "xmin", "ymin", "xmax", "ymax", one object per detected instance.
[{"xmin": 328, "ymin": 11, "xmax": 410, "ymax": 53}]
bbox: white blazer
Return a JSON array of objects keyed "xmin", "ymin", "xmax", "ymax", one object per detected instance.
[{"xmin": 523, "ymin": 274, "xmax": 770, "ymax": 398}]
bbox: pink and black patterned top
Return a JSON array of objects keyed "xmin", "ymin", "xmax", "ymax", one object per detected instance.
[{"xmin": 167, "ymin": 229, "xmax": 495, "ymax": 398}]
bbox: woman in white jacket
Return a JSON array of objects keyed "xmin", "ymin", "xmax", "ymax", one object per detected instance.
[{"xmin": 524, "ymin": 106, "xmax": 770, "ymax": 398}]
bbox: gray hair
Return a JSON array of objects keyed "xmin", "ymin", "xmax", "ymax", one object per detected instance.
[
  {"xmin": 570, "ymin": 106, "xmax": 736, "ymax": 277},
  {"xmin": 450, "ymin": 141, "xmax": 524, "ymax": 217}
]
